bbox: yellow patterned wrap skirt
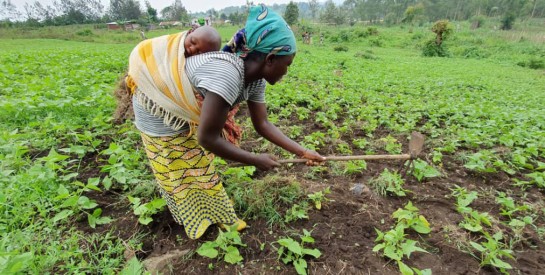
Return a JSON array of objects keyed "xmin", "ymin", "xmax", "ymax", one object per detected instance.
[{"xmin": 140, "ymin": 132, "xmax": 238, "ymax": 239}]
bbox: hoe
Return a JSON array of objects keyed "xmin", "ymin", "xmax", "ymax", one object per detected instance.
[{"xmin": 232, "ymin": 131, "xmax": 425, "ymax": 175}]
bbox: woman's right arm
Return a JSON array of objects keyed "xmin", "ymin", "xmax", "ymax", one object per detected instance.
[{"xmin": 197, "ymin": 92, "xmax": 280, "ymax": 171}]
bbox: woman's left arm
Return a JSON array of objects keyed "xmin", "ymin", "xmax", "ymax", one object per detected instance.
[{"xmin": 248, "ymin": 101, "xmax": 324, "ymax": 162}]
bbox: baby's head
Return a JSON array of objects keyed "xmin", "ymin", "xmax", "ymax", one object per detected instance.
[{"xmin": 184, "ymin": 26, "xmax": 221, "ymax": 57}]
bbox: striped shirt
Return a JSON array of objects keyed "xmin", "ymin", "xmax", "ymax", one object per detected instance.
[{"xmin": 133, "ymin": 52, "xmax": 266, "ymax": 136}]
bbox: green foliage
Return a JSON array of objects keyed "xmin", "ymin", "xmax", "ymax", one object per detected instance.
[
  {"xmin": 469, "ymin": 232, "xmax": 514, "ymax": 273},
  {"xmin": 393, "ymin": 202, "xmax": 431, "ymax": 234},
  {"xmin": 119, "ymin": 257, "xmax": 150, "ymax": 275},
  {"xmin": 333, "ymin": 45, "xmax": 348, "ymax": 52},
  {"xmin": 369, "ymin": 168, "xmax": 408, "ymax": 197},
  {"xmin": 307, "ymin": 187, "xmax": 331, "ymax": 210},
  {"xmin": 284, "ymin": 1, "xmax": 299, "ymax": 26},
  {"xmin": 422, "ymin": 39, "xmax": 449, "ymax": 57},
  {"xmin": 343, "ymin": 160, "xmax": 367, "ymax": 175},
  {"xmin": 500, "ymin": 13, "xmax": 516, "ymax": 30},
  {"xmin": 451, "ymin": 187, "xmax": 515, "ymax": 271},
  {"xmin": 373, "ymin": 202, "xmax": 431, "ymax": 274},
  {"xmin": 284, "ymin": 202, "xmax": 309, "ymax": 223},
  {"xmin": 410, "ymin": 159, "xmax": 441, "ymax": 182},
  {"xmin": 128, "ymin": 196, "xmax": 166, "ymax": 225},
  {"xmin": 276, "ymin": 229, "xmax": 321, "ymax": 275},
  {"xmin": 196, "ymin": 225, "xmax": 246, "ymax": 264},
  {"xmin": 517, "ymin": 58, "xmax": 545, "ymax": 69},
  {"xmin": 224, "ymin": 173, "xmax": 303, "ymax": 225},
  {"xmin": 379, "ymin": 135, "xmax": 402, "ymax": 154}
]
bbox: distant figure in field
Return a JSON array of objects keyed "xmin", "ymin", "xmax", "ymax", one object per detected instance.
[
  {"xmin": 113, "ymin": 26, "xmax": 221, "ymax": 123},
  {"xmin": 320, "ymin": 33, "xmax": 324, "ymax": 45},
  {"xmin": 140, "ymin": 31, "xmax": 146, "ymax": 40}
]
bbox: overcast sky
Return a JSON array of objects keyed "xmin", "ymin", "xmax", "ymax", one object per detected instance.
[{"xmin": 11, "ymin": 0, "xmax": 300, "ymax": 14}]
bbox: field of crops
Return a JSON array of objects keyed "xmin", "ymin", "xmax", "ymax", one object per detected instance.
[{"xmin": 1, "ymin": 22, "xmax": 545, "ymax": 274}]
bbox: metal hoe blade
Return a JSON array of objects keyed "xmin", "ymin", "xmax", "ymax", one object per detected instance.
[
  {"xmin": 400, "ymin": 131, "xmax": 426, "ymax": 178},
  {"xmin": 408, "ymin": 131, "xmax": 425, "ymax": 159}
]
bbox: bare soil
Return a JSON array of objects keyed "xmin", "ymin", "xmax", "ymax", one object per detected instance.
[{"xmin": 77, "ymin": 120, "xmax": 545, "ymax": 275}]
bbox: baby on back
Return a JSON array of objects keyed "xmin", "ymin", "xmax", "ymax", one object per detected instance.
[
  {"xmin": 184, "ymin": 26, "xmax": 221, "ymax": 57},
  {"xmin": 113, "ymin": 26, "xmax": 222, "ymax": 123}
]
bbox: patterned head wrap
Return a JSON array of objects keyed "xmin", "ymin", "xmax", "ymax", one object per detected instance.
[{"xmin": 222, "ymin": 4, "xmax": 296, "ymax": 57}]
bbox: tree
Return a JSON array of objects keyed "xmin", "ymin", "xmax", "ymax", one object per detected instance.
[
  {"xmin": 109, "ymin": 0, "xmax": 141, "ymax": 21},
  {"xmin": 1, "ymin": 0, "xmax": 22, "ymax": 21},
  {"xmin": 402, "ymin": 3, "xmax": 425, "ymax": 24},
  {"xmin": 145, "ymin": 1, "xmax": 157, "ymax": 22},
  {"xmin": 308, "ymin": 0, "xmax": 319, "ymax": 20},
  {"xmin": 320, "ymin": 0, "xmax": 344, "ymax": 25},
  {"xmin": 284, "ymin": 1, "xmax": 299, "ymax": 25},
  {"xmin": 161, "ymin": 0, "xmax": 188, "ymax": 22}
]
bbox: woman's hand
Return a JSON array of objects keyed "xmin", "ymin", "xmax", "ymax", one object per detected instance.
[
  {"xmin": 300, "ymin": 149, "xmax": 326, "ymax": 166},
  {"xmin": 254, "ymin": 153, "xmax": 280, "ymax": 171}
]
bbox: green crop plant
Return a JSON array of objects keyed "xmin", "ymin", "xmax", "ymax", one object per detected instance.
[
  {"xmin": 307, "ymin": 187, "xmax": 331, "ymax": 210},
  {"xmin": 369, "ymin": 168, "xmax": 408, "ymax": 197},
  {"xmin": 284, "ymin": 202, "xmax": 309, "ymax": 223},
  {"xmin": 495, "ymin": 192, "xmax": 530, "ymax": 219},
  {"xmin": 275, "ymin": 229, "xmax": 321, "ymax": 275},
  {"xmin": 379, "ymin": 135, "xmax": 402, "ymax": 154},
  {"xmin": 343, "ymin": 160, "xmax": 367, "ymax": 175},
  {"xmin": 374, "ymin": 202, "xmax": 431, "ymax": 275},
  {"xmin": 393, "ymin": 202, "xmax": 431, "ymax": 234},
  {"xmin": 410, "ymin": 159, "xmax": 441, "ymax": 182},
  {"xmin": 127, "ymin": 196, "xmax": 166, "ymax": 225},
  {"xmin": 197, "ymin": 224, "xmax": 246, "ymax": 264},
  {"xmin": 469, "ymin": 232, "xmax": 514, "ymax": 274},
  {"xmin": 373, "ymin": 224, "xmax": 430, "ymax": 275}
]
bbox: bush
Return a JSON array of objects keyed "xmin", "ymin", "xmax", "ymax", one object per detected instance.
[
  {"xmin": 333, "ymin": 45, "xmax": 349, "ymax": 52},
  {"xmin": 501, "ymin": 13, "xmax": 516, "ymax": 30},
  {"xmin": 422, "ymin": 39, "xmax": 449, "ymax": 57},
  {"xmin": 369, "ymin": 38, "xmax": 383, "ymax": 47},
  {"xmin": 354, "ymin": 51, "xmax": 377, "ymax": 60},
  {"xmin": 517, "ymin": 58, "xmax": 545, "ymax": 69},
  {"xmin": 76, "ymin": 29, "xmax": 93, "ymax": 36},
  {"xmin": 471, "ymin": 16, "xmax": 486, "ymax": 29},
  {"xmin": 461, "ymin": 46, "xmax": 489, "ymax": 59}
]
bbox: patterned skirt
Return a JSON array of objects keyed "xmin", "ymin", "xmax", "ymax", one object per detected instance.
[{"xmin": 140, "ymin": 132, "xmax": 238, "ymax": 239}]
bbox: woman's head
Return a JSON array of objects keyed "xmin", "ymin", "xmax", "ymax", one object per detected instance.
[
  {"xmin": 223, "ymin": 5, "xmax": 296, "ymax": 57},
  {"xmin": 223, "ymin": 5, "xmax": 297, "ymax": 84}
]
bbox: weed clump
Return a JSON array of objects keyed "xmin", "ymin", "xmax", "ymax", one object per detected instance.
[
  {"xmin": 422, "ymin": 20, "xmax": 452, "ymax": 57},
  {"xmin": 333, "ymin": 45, "xmax": 348, "ymax": 52},
  {"xmin": 224, "ymin": 173, "xmax": 303, "ymax": 224},
  {"xmin": 517, "ymin": 58, "xmax": 545, "ymax": 69}
]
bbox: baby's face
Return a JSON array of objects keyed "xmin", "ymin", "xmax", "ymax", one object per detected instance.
[{"xmin": 184, "ymin": 33, "xmax": 219, "ymax": 57}]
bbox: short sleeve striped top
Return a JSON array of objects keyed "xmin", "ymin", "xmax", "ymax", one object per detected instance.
[{"xmin": 133, "ymin": 52, "xmax": 266, "ymax": 136}]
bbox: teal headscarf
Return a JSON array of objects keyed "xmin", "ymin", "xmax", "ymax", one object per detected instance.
[{"xmin": 222, "ymin": 5, "xmax": 296, "ymax": 57}]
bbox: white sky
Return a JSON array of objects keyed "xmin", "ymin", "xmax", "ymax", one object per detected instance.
[{"xmin": 11, "ymin": 0, "xmax": 299, "ymax": 14}]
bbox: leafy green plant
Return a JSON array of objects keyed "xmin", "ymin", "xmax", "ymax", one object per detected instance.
[
  {"xmin": 411, "ymin": 159, "xmax": 441, "ymax": 182},
  {"xmin": 343, "ymin": 160, "xmax": 367, "ymax": 175},
  {"xmin": 276, "ymin": 229, "xmax": 321, "ymax": 275},
  {"xmin": 196, "ymin": 224, "xmax": 246, "ymax": 264},
  {"xmin": 469, "ymin": 232, "xmax": 514, "ymax": 273},
  {"xmin": 373, "ymin": 225, "xmax": 430, "ymax": 275},
  {"xmin": 393, "ymin": 202, "xmax": 431, "ymax": 234},
  {"xmin": 379, "ymin": 135, "xmax": 402, "ymax": 154},
  {"xmin": 127, "ymin": 196, "xmax": 166, "ymax": 225},
  {"xmin": 53, "ymin": 178, "xmax": 112, "ymax": 228},
  {"xmin": 307, "ymin": 187, "xmax": 331, "ymax": 210},
  {"xmin": 374, "ymin": 202, "xmax": 432, "ymax": 275},
  {"xmin": 369, "ymin": 169, "xmax": 408, "ymax": 197},
  {"xmin": 285, "ymin": 202, "xmax": 309, "ymax": 223}
]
